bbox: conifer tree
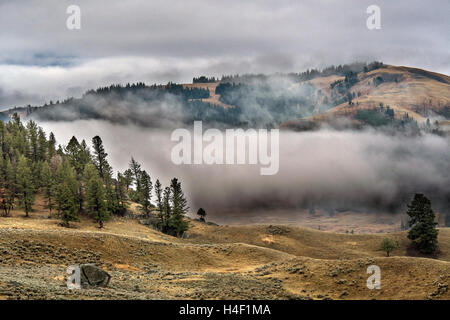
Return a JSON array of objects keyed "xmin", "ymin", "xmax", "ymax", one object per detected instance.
[
  {"xmin": 114, "ymin": 172, "xmax": 128, "ymax": 215},
  {"xmin": 129, "ymin": 157, "xmax": 142, "ymax": 200},
  {"xmin": 154, "ymin": 179, "xmax": 163, "ymax": 225},
  {"xmin": 162, "ymin": 186, "xmax": 171, "ymax": 233},
  {"xmin": 59, "ymin": 183, "xmax": 79, "ymax": 227},
  {"xmin": 197, "ymin": 208, "xmax": 206, "ymax": 222},
  {"xmin": 31, "ymin": 160, "xmax": 43, "ymax": 190},
  {"xmin": 37, "ymin": 128, "xmax": 47, "ymax": 161},
  {"xmin": 16, "ymin": 155, "xmax": 34, "ymax": 217},
  {"xmin": 92, "ymin": 136, "xmax": 109, "ymax": 180},
  {"xmin": 104, "ymin": 167, "xmax": 119, "ymax": 215},
  {"xmin": 83, "ymin": 163, "xmax": 98, "ymax": 184},
  {"xmin": 2, "ymin": 159, "xmax": 16, "ymax": 217},
  {"xmin": 86, "ymin": 172, "xmax": 109, "ymax": 228},
  {"xmin": 26, "ymin": 120, "xmax": 39, "ymax": 162},
  {"xmin": 169, "ymin": 178, "xmax": 189, "ymax": 237},
  {"xmin": 41, "ymin": 161, "xmax": 55, "ymax": 216},
  {"xmin": 123, "ymin": 169, "xmax": 134, "ymax": 192},
  {"xmin": 139, "ymin": 170, "xmax": 152, "ymax": 215},
  {"xmin": 66, "ymin": 136, "xmax": 91, "ymax": 212},
  {"xmin": 47, "ymin": 132, "xmax": 56, "ymax": 159},
  {"xmin": 406, "ymin": 193, "xmax": 439, "ymax": 254},
  {"xmin": 56, "ymin": 161, "xmax": 78, "ymax": 226}
]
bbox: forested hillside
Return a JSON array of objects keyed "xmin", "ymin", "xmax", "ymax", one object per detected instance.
[
  {"xmin": 0, "ymin": 115, "xmax": 189, "ymax": 235},
  {"xmin": 1, "ymin": 62, "xmax": 448, "ymax": 134}
]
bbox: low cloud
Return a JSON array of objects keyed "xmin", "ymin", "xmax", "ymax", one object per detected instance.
[
  {"xmin": 0, "ymin": 0, "xmax": 449, "ymax": 108},
  {"xmin": 39, "ymin": 120, "xmax": 450, "ymax": 219}
]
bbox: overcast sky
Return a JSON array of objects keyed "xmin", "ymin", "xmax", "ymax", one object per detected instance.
[{"xmin": 0, "ymin": 0, "xmax": 448, "ymax": 109}]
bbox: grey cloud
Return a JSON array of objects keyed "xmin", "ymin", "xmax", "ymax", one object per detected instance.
[
  {"xmin": 0, "ymin": 0, "xmax": 449, "ymax": 107},
  {"xmin": 39, "ymin": 120, "xmax": 450, "ymax": 219}
]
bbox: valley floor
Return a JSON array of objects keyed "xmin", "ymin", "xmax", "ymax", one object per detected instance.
[{"xmin": 0, "ymin": 207, "xmax": 448, "ymax": 300}]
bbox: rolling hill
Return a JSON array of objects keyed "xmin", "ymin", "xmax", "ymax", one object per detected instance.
[
  {"xmin": 1, "ymin": 63, "xmax": 448, "ymax": 132},
  {"xmin": 282, "ymin": 65, "xmax": 450, "ymax": 131},
  {"xmin": 0, "ymin": 198, "xmax": 448, "ymax": 300}
]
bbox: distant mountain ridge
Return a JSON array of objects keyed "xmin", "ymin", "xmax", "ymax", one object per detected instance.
[{"xmin": 1, "ymin": 63, "xmax": 449, "ymax": 133}]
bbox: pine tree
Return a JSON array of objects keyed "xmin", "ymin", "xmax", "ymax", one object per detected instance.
[
  {"xmin": 56, "ymin": 161, "xmax": 78, "ymax": 226},
  {"xmin": 123, "ymin": 169, "xmax": 134, "ymax": 192},
  {"xmin": 139, "ymin": 170, "xmax": 152, "ymax": 215},
  {"xmin": 104, "ymin": 167, "xmax": 119, "ymax": 215},
  {"xmin": 154, "ymin": 179, "xmax": 163, "ymax": 226},
  {"xmin": 86, "ymin": 173, "xmax": 109, "ymax": 228},
  {"xmin": 406, "ymin": 193, "xmax": 439, "ymax": 254},
  {"xmin": 197, "ymin": 208, "xmax": 206, "ymax": 222},
  {"xmin": 83, "ymin": 163, "xmax": 98, "ymax": 184},
  {"xmin": 66, "ymin": 136, "xmax": 90, "ymax": 212},
  {"xmin": 114, "ymin": 172, "xmax": 128, "ymax": 215},
  {"xmin": 59, "ymin": 183, "xmax": 79, "ymax": 227},
  {"xmin": 2, "ymin": 159, "xmax": 15, "ymax": 216},
  {"xmin": 162, "ymin": 186, "xmax": 171, "ymax": 233},
  {"xmin": 31, "ymin": 160, "xmax": 43, "ymax": 191},
  {"xmin": 16, "ymin": 155, "xmax": 34, "ymax": 217},
  {"xmin": 26, "ymin": 120, "xmax": 39, "ymax": 162},
  {"xmin": 41, "ymin": 162, "xmax": 55, "ymax": 216},
  {"xmin": 37, "ymin": 128, "xmax": 47, "ymax": 161},
  {"xmin": 168, "ymin": 178, "xmax": 189, "ymax": 237},
  {"xmin": 47, "ymin": 132, "xmax": 56, "ymax": 159},
  {"xmin": 129, "ymin": 157, "xmax": 142, "ymax": 199},
  {"xmin": 92, "ymin": 136, "xmax": 109, "ymax": 180},
  {"xmin": 65, "ymin": 136, "xmax": 82, "ymax": 169}
]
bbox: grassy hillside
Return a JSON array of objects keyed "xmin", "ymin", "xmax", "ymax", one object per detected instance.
[
  {"xmin": 0, "ymin": 203, "xmax": 448, "ymax": 300},
  {"xmin": 284, "ymin": 65, "xmax": 450, "ymax": 130}
]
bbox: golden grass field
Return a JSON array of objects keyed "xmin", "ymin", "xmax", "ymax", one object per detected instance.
[{"xmin": 0, "ymin": 196, "xmax": 448, "ymax": 300}]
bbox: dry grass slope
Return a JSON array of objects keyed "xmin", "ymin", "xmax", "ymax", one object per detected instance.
[
  {"xmin": 0, "ymin": 202, "xmax": 448, "ymax": 300},
  {"xmin": 284, "ymin": 65, "xmax": 450, "ymax": 128}
]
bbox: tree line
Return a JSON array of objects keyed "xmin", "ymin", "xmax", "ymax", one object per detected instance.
[
  {"xmin": 193, "ymin": 76, "xmax": 217, "ymax": 83},
  {"xmin": 84, "ymin": 82, "xmax": 210, "ymax": 100},
  {"xmin": 0, "ymin": 114, "xmax": 189, "ymax": 236},
  {"xmin": 219, "ymin": 61, "xmax": 384, "ymax": 83}
]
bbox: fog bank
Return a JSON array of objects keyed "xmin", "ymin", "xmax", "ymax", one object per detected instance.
[{"xmin": 40, "ymin": 120, "xmax": 450, "ymax": 217}]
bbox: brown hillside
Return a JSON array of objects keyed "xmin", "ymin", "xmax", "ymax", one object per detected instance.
[
  {"xmin": 284, "ymin": 65, "xmax": 450, "ymax": 129},
  {"xmin": 0, "ymin": 202, "xmax": 448, "ymax": 300}
]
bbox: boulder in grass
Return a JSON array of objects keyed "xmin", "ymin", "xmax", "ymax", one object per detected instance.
[{"xmin": 80, "ymin": 264, "xmax": 111, "ymax": 287}]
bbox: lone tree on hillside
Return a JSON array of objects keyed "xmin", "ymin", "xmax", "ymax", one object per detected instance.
[
  {"xmin": 406, "ymin": 193, "xmax": 439, "ymax": 254},
  {"xmin": 197, "ymin": 208, "xmax": 206, "ymax": 222},
  {"xmin": 380, "ymin": 238, "xmax": 397, "ymax": 257}
]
